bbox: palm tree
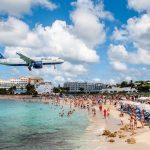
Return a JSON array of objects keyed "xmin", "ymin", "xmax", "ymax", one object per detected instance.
[
  {"xmin": 129, "ymin": 80, "xmax": 134, "ymax": 89},
  {"xmin": 8, "ymin": 86, "xmax": 16, "ymax": 94},
  {"xmin": 25, "ymin": 83, "xmax": 37, "ymax": 96}
]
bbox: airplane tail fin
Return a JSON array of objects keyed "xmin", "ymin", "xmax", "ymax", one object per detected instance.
[{"xmin": 0, "ymin": 53, "xmax": 5, "ymax": 59}]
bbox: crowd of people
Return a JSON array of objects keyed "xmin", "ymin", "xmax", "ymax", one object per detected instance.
[{"xmin": 45, "ymin": 94, "xmax": 150, "ymax": 132}]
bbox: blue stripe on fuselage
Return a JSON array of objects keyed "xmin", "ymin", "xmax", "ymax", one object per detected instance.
[
  {"xmin": 43, "ymin": 62, "xmax": 63, "ymax": 65},
  {"xmin": 5, "ymin": 64, "xmax": 28, "ymax": 66},
  {"xmin": 5, "ymin": 62, "xmax": 62, "ymax": 66}
]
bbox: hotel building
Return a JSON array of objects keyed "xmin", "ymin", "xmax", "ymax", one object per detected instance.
[
  {"xmin": 63, "ymin": 82, "xmax": 107, "ymax": 93},
  {"xmin": 0, "ymin": 77, "xmax": 44, "ymax": 90}
]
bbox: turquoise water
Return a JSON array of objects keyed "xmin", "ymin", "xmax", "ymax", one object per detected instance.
[{"xmin": 0, "ymin": 100, "xmax": 89, "ymax": 150}]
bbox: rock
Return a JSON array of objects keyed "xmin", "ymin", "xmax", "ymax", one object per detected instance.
[
  {"xmin": 120, "ymin": 125, "xmax": 129, "ymax": 131},
  {"xmin": 126, "ymin": 138, "xmax": 136, "ymax": 144},
  {"xmin": 118, "ymin": 134, "xmax": 126, "ymax": 138},
  {"xmin": 108, "ymin": 132, "xmax": 117, "ymax": 137},
  {"xmin": 118, "ymin": 130, "xmax": 123, "ymax": 134},
  {"xmin": 108, "ymin": 139, "xmax": 115, "ymax": 143},
  {"xmin": 102, "ymin": 130, "xmax": 111, "ymax": 136}
]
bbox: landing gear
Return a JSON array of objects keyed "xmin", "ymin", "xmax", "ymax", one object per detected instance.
[
  {"xmin": 28, "ymin": 63, "xmax": 32, "ymax": 71},
  {"xmin": 54, "ymin": 64, "xmax": 56, "ymax": 69},
  {"xmin": 28, "ymin": 66, "xmax": 32, "ymax": 71}
]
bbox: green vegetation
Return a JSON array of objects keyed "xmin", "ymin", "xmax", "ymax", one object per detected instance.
[
  {"xmin": 25, "ymin": 83, "xmax": 38, "ymax": 96},
  {"xmin": 136, "ymin": 81, "xmax": 150, "ymax": 93},
  {"xmin": 119, "ymin": 80, "xmax": 135, "ymax": 88},
  {"xmin": 0, "ymin": 84, "xmax": 38, "ymax": 96},
  {"xmin": 0, "ymin": 86, "xmax": 16, "ymax": 95},
  {"xmin": 7, "ymin": 86, "xmax": 16, "ymax": 94},
  {"xmin": 117, "ymin": 80, "xmax": 150, "ymax": 93},
  {"xmin": 53, "ymin": 87, "xmax": 70, "ymax": 94},
  {"xmin": 0, "ymin": 88, "xmax": 7, "ymax": 95}
]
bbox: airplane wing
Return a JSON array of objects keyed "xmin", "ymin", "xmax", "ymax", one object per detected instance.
[{"xmin": 16, "ymin": 53, "xmax": 34, "ymax": 64}]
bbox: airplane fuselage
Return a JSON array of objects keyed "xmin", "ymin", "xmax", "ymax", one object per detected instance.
[{"xmin": 0, "ymin": 57, "xmax": 64, "ymax": 66}]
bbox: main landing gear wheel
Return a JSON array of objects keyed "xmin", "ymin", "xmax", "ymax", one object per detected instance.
[{"xmin": 28, "ymin": 66, "xmax": 32, "ymax": 71}]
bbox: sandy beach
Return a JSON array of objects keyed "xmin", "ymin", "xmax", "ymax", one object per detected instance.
[{"xmin": 81, "ymin": 103, "xmax": 150, "ymax": 150}]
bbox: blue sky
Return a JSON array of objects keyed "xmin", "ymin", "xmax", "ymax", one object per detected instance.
[{"xmin": 0, "ymin": 0, "xmax": 150, "ymax": 84}]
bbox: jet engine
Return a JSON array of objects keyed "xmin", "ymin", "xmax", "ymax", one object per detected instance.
[{"xmin": 32, "ymin": 61, "xmax": 43, "ymax": 69}]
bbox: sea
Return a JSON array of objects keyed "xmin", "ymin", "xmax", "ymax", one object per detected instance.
[{"xmin": 0, "ymin": 100, "xmax": 89, "ymax": 150}]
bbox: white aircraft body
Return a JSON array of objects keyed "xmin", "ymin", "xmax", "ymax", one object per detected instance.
[{"xmin": 0, "ymin": 53, "xmax": 64, "ymax": 71}]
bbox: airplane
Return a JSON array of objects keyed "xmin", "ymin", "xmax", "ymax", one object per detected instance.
[{"xmin": 0, "ymin": 53, "xmax": 64, "ymax": 71}]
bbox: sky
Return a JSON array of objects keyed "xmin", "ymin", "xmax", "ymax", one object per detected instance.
[{"xmin": 0, "ymin": 0, "xmax": 150, "ymax": 85}]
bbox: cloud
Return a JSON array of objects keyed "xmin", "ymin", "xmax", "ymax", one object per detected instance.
[
  {"xmin": 31, "ymin": 66, "xmax": 61, "ymax": 77},
  {"xmin": 0, "ymin": 0, "xmax": 114, "ymax": 83},
  {"xmin": 0, "ymin": 18, "xmax": 99, "ymax": 63},
  {"xmin": 111, "ymin": 27, "xmax": 128, "ymax": 41},
  {"xmin": 108, "ymin": 44, "xmax": 150, "ymax": 65},
  {"xmin": 111, "ymin": 61, "xmax": 127, "ymax": 71},
  {"xmin": 110, "ymin": 13, "xmax": 150, "ymax": 67},
  {"xmin": 61, "ymin": 62, "xmax": 87, "ymax": 75},
  {"xmin": 108, "ymin": 44, "xmax": 128, "ymax": 61},
  {"xmin": 71, "ymin": 0, "xmax": 113, "ymax": 47},
  {"xmin": 0, "ymin": 0, "xmax": 57, "ymax": 17},
  {"xmin": 54, "ymin": 76, "xmax": 65, "ymax": 82},
  {"xmin": 112, "ymin": 14, "xmax": 150, "ymax": 50},
  {"xmin": 111, "ymin": 67, "xmax": 150, "ymax": 83},
  {"xmin": 125, "ymin": 76, "xmax": 132, "ymax": 82},
  {"xmin": 128, "ymin": 49, "xmax": 150, "ymax": 65},
  {"xmin": 0, "ymin": 17, "xmax": 29, "ymax": 46},
  {"xmin": 127, "ymin": 14, "xmax": 150, "ymax": 50},
  {"xmin": 128, "ymin": 0, "xmax": 150, "ymax": 13}
]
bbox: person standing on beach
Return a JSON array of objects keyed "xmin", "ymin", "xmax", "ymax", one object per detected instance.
[
  {"xmin": 99, "ymin": 104, "xmax": 102, "ymax": 112},
  {"xmin": 103, "ymin": 108, "xmax": 107, "ymax": 119},
  {"xmin": 120, "ymin": 115, "xmax": 124, "ymax": 125},
  {"xmin": 107, "ymin": 108, "xmax": 110, "ymax": 119},
  {"xmin": 141, "ymin": 113, "xmax": 145, "ymax": 128},
  {"xmin": 129, "ymin": 115, "xmax": 134, "ymax": 134},
  {"xmin": 134, "ymin": 116, "xmax": 138, "ymax": 130}
]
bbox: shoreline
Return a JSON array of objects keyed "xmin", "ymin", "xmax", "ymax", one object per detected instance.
[{"xmin": 0, "ymin": 95, "xmax": 40, "ymax": 100}]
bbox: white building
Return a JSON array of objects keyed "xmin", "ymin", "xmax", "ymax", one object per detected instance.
[
  {"xmin": 0, "ymin": 77, "xmax": 29, "ymax": 89},
  {"xmin": 0, "ymin": 76, "xmax": 44, "ymax": 90},
  {"xmin": 35, "ymin": 82, "xmax": 53, "ymax": 94},
  {"xmin": 0, "ymin": 80, "xmax": 11, "ymax": 89},
  {"xmin": 63, "ymin": 82, "xmax": 107, "ymax": 93},
  {"xmin": 101, "ymin": 87, "xmax": 137, "ymax": 93},
  {"xmin": 10, "ymin": 77, "xmax": 29, "ymax": 89}
]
